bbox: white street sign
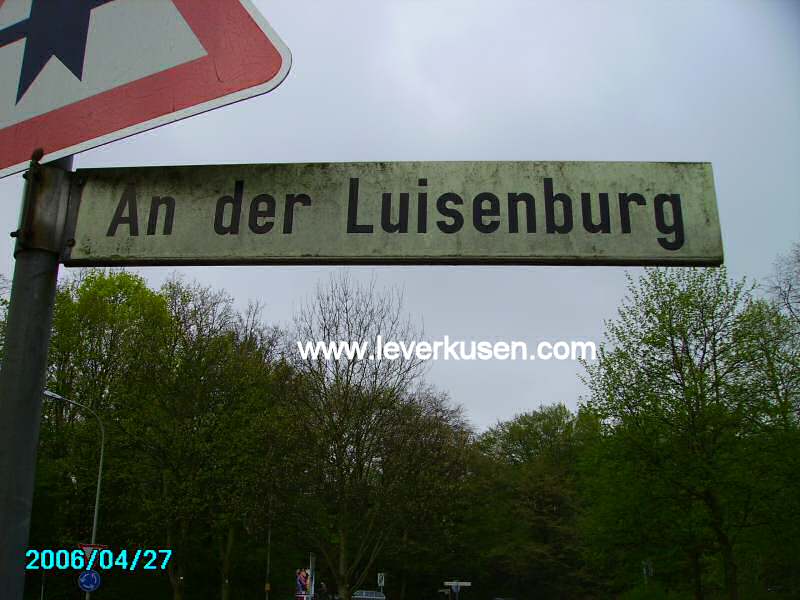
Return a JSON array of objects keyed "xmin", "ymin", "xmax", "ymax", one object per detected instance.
[{"xmin": 63, "ymin": 161, "xmax": 722, "ymax": 267}]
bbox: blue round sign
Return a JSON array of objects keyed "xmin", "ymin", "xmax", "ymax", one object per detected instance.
[{"xmin": 78, "ymin": 569, "xmax": 102, "ymax": 593}]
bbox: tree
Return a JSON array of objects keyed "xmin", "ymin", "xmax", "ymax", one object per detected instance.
[
  {"xmin": 30, "ymin": 270, "xmax": 174, "ymax": 598},
  {"xmin": 47, "ymin": 270, "xmax": 171, "ymax": 414},
  {"xmin": 770, "ymin": 241, "xmax": 800, "ymax": 327},
  {"xmin": 199, "ymin": 302, "xmax": 287, "ymax": 600},
  {"xmin": 470, "ymin": 404, "xmax": 593, "ymax": 599},
  {"xmin": 289, "ymin": 273, "xmax": 429, "ymax": 600},
  {"xmin": 39, "ymin": 272, "xmax": 294, "ymax": 600},
  {"xmin": 39, "ymin": 270, "xmax": 171, "ymax": 540},
  {"xmin": 113, "ymin": 276, "xmax": 264, "ymax": 600},
  {"xmin": 583, "ymin": 267, "xmax": 800, "ymax": 599},
  {"xmin": 377, "ymin": 386, "xmax": 472, "ymax": 600}
]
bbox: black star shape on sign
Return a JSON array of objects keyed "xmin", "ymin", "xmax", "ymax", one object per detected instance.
[{"xmin": 0, "ymin": 0, "xmax": 117, "ymax": 104}]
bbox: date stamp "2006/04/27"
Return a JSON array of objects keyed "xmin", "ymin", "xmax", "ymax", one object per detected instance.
[{"xmin": 26, "ymin": 548, "xmax": 172, "ymax": 571}]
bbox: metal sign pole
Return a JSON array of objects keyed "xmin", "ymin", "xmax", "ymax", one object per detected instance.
[
  {"xmin": 0, "ymin": 155, "xmax": 72, "ymax": 600},
  {"xmin": 309, "ymin": 552, "xmax": 315, "ymax": 599}
]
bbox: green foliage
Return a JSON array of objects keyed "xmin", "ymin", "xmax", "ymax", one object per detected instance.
[
  {"xmin": 618, "ymin": 582, "xmax": 683, "ymax": 600},
  {"xmin": 286, "ymin": 275, "xmax": 469, "ymax": 600},
  {"xmin": 15, "ymin": 254, "xmax": 799, "ymax": 600},
  {"xmin": 26, "ymin": 271, "xmax": 472, "ymax": 600},
  {"xmin": 581, "ymin": 267, "xmax": 800, "ymax": 599},
  {"xmin": 463, "ymin": 404, "xmax": 593, "ymax": 598}
]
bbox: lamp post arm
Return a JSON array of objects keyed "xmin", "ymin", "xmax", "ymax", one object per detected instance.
[{"xmin": 42, "ymin": 391, "xmax": 105, "ymax": 545}]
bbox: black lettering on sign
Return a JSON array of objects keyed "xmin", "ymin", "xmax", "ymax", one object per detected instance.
[
  {"xmin": 417, "ymin": 178, "xmax": 428, "ymax": 233},
  {"xmin": 619, "ymin": 192, "xmax": 645, "ymax": 234},
  {"xmin": 347, "ymin": 178, "xmax": 373, "ymax": 234},
  {"xmin": 147, "ymin": 196, "xmax": 175, "ymax": 235},
  {"xmin": 473, "ymin": 192, "xmax": 500, "ymax": 234},
  {"xmin": 283, "ymin": 194, "xmax": 311, "ymax": 234},
  {"xmin": 249, "ymin": 194, "xmax": 275, "ymax": 234},
  {"xmin": 381, "ymin": 192, "xmax": 409, "ymax": 233},
  {"xmin": 544, "ymin": 178, "xmax": 573, "ymax": 234},
  {"xmin": 215, "ymin": 180, "xmax": 244, "ymax": 235},
  {"xmin": 654, "ymin": 193, "xmax": 684, "ymax": 250},
  {"xmin": 508, "ymin": 193, "xmax": 535, "ymax": 233},
  {"xmin": 107, "ymin": 184, "xmax": 139, "ymax": 236},
  {"xmin": 436, "ymin": 193, "xmax": 464, "ymax": 234},
  {"xmin": 581, "ymin": 192, "xmax": 610, "ymax": 234}
]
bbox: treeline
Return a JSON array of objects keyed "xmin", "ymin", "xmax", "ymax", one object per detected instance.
[{"xmin": 0, "ymin": 244, "xmax": 797, "ymax": 600}]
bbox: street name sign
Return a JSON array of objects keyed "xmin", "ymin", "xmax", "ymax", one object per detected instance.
[
  {"xmin": 445, "ymin": 582, "xmax": 471, "ymax": 594},
  {"xmin": 0, "ymin": 0, "xmax": 291, "ymax": 178},
  {"xmin": 62, "ymin": 160, "xmax": 723, "ymax": 266}
]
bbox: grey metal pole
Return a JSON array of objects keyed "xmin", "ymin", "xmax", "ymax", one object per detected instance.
[
  {"xmin": 0, "ymin": 155, "xmax": 72, "ymax": 600},
  {"xmin": 42, "ymin": 390, "xmax": 105, "ymax": 600}
]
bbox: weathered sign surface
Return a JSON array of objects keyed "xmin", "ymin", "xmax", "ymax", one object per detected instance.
[{"xmin": 63, "ymin": 161, "xmax": 723, "ymax": 266}]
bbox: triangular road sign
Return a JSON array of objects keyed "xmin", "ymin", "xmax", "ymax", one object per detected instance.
[
  {"xmin": 0, "ymin": 0, "xmax": 291, "ymax": 178},
  {"xmin": 78, "ymin": 542, "xmax": 108, "ymax": 564}
]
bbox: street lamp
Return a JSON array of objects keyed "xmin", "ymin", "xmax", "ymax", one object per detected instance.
[{"xmin": 43, "ymin": 390, "xmax": 105, "ymax": 600}]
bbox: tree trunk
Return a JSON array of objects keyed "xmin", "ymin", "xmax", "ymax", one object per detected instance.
[
  {"xmin": 691, "ymin": 549, "xmax": 704, "ymax": 600},
  {"xmin": 719, "ymin": 539, "xmax": 739, "ymax": 600},
  {"xmin": 164, "ymin": 473, "xmax": 185, "ymax": 600},
  {"xmin": 340, "ymin": 581, "xmax": 351, "ymax": 600},
  {"xmin": 338, "ymin": 526, "xmax": 350, "ymax": 600},
  {"xmin": 167, "ymin": 561, "xmax": 185, "ymax": 600},
  {"xmin": 220, "ymin": 523, "xmax": 236, "ymax": 600},
  {"xmin": 399, "ymin": 528, "xmax": 408, "ymax": 600},
  {"xmin": 265, "ymin": 520, "xmax": 272, "ymax": 600},
  {"xmin": 166, "ymin": 535, "xmax": 185, "ymax": 600},
  {"xmin": 703, "ymin": 490, "xmax": 738, "ymax": 600}
]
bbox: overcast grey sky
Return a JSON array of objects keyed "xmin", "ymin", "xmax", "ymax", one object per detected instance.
[{"xmin": 1, "ymin": 0, "xmax": 798, "ymax": 429}]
